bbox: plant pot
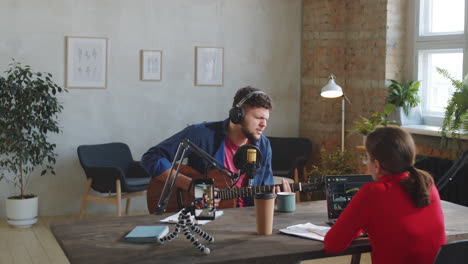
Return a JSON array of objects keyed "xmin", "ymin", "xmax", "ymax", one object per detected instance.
[
  {"xmin": 5, "ymin": 195, "xmax": 38, "ymax": 228},
  {"xmin": 398, "ymin": 107, "xmax": 423, "ymax": 126}
]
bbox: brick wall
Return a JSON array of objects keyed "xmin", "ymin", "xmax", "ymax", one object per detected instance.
[
  {"xmin": 385, "ymin": 0, "xmax": 406, "ymax": 81},
  {"xmin": 301, "ymin": 0, "xmax": 391, "ymax": 161},
  {"xmin": 301, "ymin": 0, "xmax": 465, "ymax": 162},
  {"xmin": 414, "ymin": 135, "xmax": 468, "ymax": 159}
]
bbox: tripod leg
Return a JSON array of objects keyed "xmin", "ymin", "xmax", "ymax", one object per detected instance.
[
  {"xmin": 158, "ymin": 212, "xmax": 185, "ymax": 243},
  {"xmin": 179, "ymin": 208, "xmax": 211, "ymax": 254},
  {"xmin": 159, "ymin": 222, "xmax": 181, "ymax": 243},
  {"xmin": 158, "ymin": 207, "xmax": 214, "ymax": 255},
  {"xmin": 190, "ymin": 224, "xmax": 215, "ymax": 243},
  {"xmin": 184, "ymin": 208, "xmax": 215, "ymax": 243},
  {"xmin": 183, "ymin": 222, "xmax": 211, "ymax": 255}
]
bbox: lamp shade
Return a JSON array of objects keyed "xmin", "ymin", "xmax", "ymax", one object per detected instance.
[{"xmin": 320, "ymin": 75, "xmax": 343, "ymax": 98}]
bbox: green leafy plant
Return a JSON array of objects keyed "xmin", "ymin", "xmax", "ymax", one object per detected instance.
[
  {"xmin": 308, "ymin": 148, "xmax": 359, "ymax": 181},
  {"xmin": 0, "ymin": 60, "xmax": 67, "ymax": 199},
  {"xmin": 387, "ymin": 79, "xmax": 421, "ymax": 116},
  {"xmin": 306, "ymin": 148, "xmax": 359, "ymax": 201},
  {"xmin": 436, "ymin": 68, "xmax": 468, "ymax": 147},
  {"xmin": 349, "ymin": 104, "xmax": 399, "ymax": 136}
]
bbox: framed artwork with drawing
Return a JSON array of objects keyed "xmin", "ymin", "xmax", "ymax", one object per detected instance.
[
  {"xmin": 65, "ymin": 36, "xmax": 108, "ymax": 88},
  {"xmin": 195, "ymin": 47, "xmax": 223, "ymax": 86},
  {"xmin": 140, "ymin": 50, "xmax": 162, "ymax": 81}
]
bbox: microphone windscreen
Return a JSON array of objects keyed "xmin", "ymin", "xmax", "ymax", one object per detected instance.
[{"xmin": 233, "ymin": 144, "xmax": 262, "ymax": 171}]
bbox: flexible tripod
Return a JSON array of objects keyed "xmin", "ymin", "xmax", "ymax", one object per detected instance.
[{"xmin": 158, "ymin": 205, "xmax": 215, "ymax": 255}]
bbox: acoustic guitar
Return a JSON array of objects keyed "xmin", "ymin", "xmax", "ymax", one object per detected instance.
[{"xmin": 146, "ymin": 165, "xmax": 323, "ymax": 214}]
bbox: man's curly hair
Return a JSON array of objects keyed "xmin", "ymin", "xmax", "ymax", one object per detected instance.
[{"xmin": 232, "ymin": 86, "xmax": 272, "ymax": 110}]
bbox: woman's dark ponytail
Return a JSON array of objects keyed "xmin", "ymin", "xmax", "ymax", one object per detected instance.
[{"xmin": 401, "ymin": 166, "xmax": 434, "ymax": 208}]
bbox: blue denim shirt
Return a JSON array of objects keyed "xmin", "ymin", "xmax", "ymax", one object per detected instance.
[{"xmin": 141, "ymin": 119, "xmax": 273, "ymax": 188}]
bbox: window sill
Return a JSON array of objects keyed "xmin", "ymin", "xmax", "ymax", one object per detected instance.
[{"xmin": 402, "ymin": 125, "xmax": 468, "ymax": 140}]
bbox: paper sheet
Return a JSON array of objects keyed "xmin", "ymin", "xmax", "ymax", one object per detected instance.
[
  {"xmin": 160, "ymin": 210, "xmax": 224, "ymax": 226},
  {"xmin": 279, "ymin": 222, "xmax": 331, "ymax": 241}
]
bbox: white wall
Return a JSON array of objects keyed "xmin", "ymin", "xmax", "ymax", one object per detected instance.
[{"xmin": 0, "ymin": 0, "xmax": 302, "ymax": 217}]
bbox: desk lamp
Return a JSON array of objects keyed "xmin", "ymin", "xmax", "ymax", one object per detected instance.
[{"xmin": 320, "ymin": 74, "xmax": 351, "ymax": 152}]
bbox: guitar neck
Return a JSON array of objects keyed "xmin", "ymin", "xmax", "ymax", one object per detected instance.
[{"xmin": 217, "ymin": 182, "xmax": 309, "ymax": 200}]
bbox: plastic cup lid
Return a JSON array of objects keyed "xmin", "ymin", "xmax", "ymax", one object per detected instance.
[{"xmin": 254, "ymin": 192, "xmax": 277, "ymax": 199}]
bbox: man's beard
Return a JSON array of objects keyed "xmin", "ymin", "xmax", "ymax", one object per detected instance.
[{"xmin": 241, "ymin": 123, "xmax": 260, "ymax": 143}]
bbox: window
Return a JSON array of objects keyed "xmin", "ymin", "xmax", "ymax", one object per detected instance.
[
  {"xmin": 414, "ymin": 0, "xmax": 467, "ymax": 127},
  {"xmin": 419, "ymin": 0, "xmax": 465, "ymax": 36}
]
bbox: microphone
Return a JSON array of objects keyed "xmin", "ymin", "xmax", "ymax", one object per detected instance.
[
  {"xmin": 233, "ymin": 144, "xmax": 262, "ymax": 180},
  {"xmin": 245, "ymin": 148, "xmax": 257, "ymax": 179}
]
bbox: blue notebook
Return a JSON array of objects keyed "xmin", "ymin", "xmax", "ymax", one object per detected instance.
[{"xmin": 124, "ymin": 225, "xmax": 169, "ymax": 243}]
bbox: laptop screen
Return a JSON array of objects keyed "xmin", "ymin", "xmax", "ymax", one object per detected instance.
[{"xmin": 325, "ymin": 174, "xmax": 374, "ymax": 221}]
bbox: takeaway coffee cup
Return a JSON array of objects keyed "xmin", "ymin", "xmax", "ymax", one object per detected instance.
[
  {"xmin": 254, "ymin": 192, "xmax": 276, "ymax": 235},
  {"xmin": 276, "ymin": 192, "xmax": 296, "ymax": 212}
]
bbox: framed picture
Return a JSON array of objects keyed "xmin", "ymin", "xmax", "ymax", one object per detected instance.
[
  {"xmin": 140, "ymin": 50, "xmax": 162, "ymax": 81},
  {"xmin": 195, "ymin": 47, "xmax": 224, "ymax": 86},
  {"xmin": 65, "ymin": 36, "xmax": 108, "ymax": 88}
]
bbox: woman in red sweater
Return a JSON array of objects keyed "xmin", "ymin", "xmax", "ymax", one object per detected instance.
[{"xmin": 324, "ymin": 126, "xmax": 446, "ymax": 264}]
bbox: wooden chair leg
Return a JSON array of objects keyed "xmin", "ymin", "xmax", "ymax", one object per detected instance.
[
  {"xmin": 350, "ymin": 253, "xmax": 361, "ymax": 264},
  {"xmin": 116, "ymin": 179, "xmax": 122, "ymax": 216},
  {"xmin": 294, "ymin": 168, "xmax": 301, "ymax": 203},
  {"xmin": 79, "ymin": 178, "xmax": 93, "ymax": 219},
  {"xmin": 125, "ymin": 198, "xmax": 131, "ymax": 215},
  {"xmin": 303, "ymin": 167, "xmax": 312, "ymax": 201}
]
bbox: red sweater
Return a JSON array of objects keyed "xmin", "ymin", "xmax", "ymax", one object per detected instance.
[{"xmin": 324, "ymin": 172, "xmax": 446, "ymax": 264}]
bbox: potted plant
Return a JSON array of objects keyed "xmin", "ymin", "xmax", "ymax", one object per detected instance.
[
  {"xmin": 387, "ymin": 79, "xmax": 421, "ymax": 116},
  {"xmin": 436, "ymin": 68, "xmax": 468, "ymax": 147},
  {"xmin": 0, "ymin": 61, "xmax": 66, "ymax": 228},
  {"xmin": 308, "ymin": 148, "xmax": 359, "ymax": 178},
  {"xmin": 350, "ymin": 104, "xmax": 399, "ymax": 137},
  {"xmin": 307, "ymin": 148, "xmax": 359, "ymax": 200}
]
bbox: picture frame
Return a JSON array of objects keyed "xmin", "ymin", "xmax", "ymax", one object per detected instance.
[
  {"xmin": 195, "ymin": 46, "xmax": 224, "ymax": 86},
  {"xmin": 140, "ymin": 50, "xmax": 162, "ymax": 81},
  {"xmin": 65, "ymin": 36, "xmax": 108, "ymax": 88}
]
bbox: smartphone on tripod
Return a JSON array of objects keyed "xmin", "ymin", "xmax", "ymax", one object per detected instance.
[{"xmin": 193, "ymin": 178, "xmax": 216, "ymax": 220}]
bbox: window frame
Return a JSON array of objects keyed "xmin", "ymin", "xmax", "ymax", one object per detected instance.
[
  {"xmin": 417, "ymin": 0, "xmax": 466, "ymax": 39},
  {"xmin": 417, "ymin": 47, "xmax": 465, "ymax": 126},
  {"xmin": 411, "ymin": 0, "xmax": 468, "ymax": 128}
]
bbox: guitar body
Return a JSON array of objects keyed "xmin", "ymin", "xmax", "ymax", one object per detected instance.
[{"xmin": 146, "ymin": 165, "xmax": 237, "ymax": 214}]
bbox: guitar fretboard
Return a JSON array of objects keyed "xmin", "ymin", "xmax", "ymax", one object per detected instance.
[{"xmin": 217, "ymin": 182, "xmax": 321, "ymax": 200}]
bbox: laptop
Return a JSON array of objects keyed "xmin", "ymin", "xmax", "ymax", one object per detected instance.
[{"xmin": 325, "ymin": 174, "xmax": 374, "ymax": 225}]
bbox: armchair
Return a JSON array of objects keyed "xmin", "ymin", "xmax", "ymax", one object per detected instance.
[
  {"xmin": 77, "ymin": 143, "xmax": 151, "ymax": 218},
  {"xmin": 267, "ymin": 136, "xmax": 312, "ymax": 202},
  {"xmin": 433, "ymin": 239, "xmax": 468, "ymax": 264}
]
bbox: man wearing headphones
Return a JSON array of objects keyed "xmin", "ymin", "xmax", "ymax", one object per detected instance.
[{"xmin": 141, "ymin": 86, "xmax": 290, "ymax": 207}]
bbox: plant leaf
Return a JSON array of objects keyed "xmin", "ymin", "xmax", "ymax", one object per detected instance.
[{"xmin": 384, "ymin": 104, "xmax": 396, "ymax": 116}]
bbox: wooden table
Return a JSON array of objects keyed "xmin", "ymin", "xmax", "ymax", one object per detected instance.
[{"xmin": 51, "ymin": 200, "xmax": 468, "ymax": 264}]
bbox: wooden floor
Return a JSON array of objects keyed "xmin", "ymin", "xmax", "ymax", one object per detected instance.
[{"xmin": 0, "ymin": 213, "xmax": 371, "ymax": 264}]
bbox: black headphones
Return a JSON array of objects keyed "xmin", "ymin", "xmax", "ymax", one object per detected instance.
[{"xmin": 229, "ymin": 90, "xmax": 265, "ymax": 124}]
